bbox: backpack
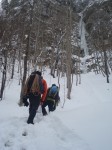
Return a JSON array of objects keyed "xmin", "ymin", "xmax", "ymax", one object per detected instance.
[
  {"xmin": 48, "ymin": 85, "xmax": 58, "ymax": 99},
  {"xmin": 24, "ymin": 73, "xmax": 44, "ymax": 96}
]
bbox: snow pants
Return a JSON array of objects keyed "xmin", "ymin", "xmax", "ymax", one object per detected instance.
[
  {"xmin": 42, "ymin": 100, "xmax": 56, "ymax": 116},
  {"xmin": 27, "ymin": 93, "xmax": 41, "ymax": 124}
]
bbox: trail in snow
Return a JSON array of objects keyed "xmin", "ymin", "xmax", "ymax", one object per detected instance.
[
  {"xmin": 0, "ymin": 72, "xmax": 112, "ymax": 150},
  {"xmin": 0, "ymin": 112, "xmax": 90, "ymax": 150}
]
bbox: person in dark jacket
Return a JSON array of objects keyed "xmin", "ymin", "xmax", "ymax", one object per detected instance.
[
  {"xmin": 42, "ymin": 84, "xmax": 60, "ymax": 116},
  {"xmin": 23, "ymin": 71, "xmax": 47, "ymax": 124}
]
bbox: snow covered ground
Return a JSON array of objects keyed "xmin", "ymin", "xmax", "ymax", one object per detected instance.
[{"xmin": 0, "ymin": 69, "xmax": 112, "ymax": 150}]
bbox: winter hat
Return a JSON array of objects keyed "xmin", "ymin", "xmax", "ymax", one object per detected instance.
[
  {"xmin": 31, "ymin": 70, "xmax": 42, "ymax": 76},
  {"xmin": 36, "ymin": 71, "xmax": 42, "ymax": 76}
]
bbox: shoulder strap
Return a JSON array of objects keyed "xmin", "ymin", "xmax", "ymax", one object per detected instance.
[{"xmin": 54, "ymin": 88, "xmax": 58, "ymax": 98}]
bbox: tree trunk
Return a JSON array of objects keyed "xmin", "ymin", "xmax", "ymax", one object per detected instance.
[
  {"xmin": 11, "ymin": 50, "xmax": 16, "ymax": 79},
  {"xmin": 0, "ymin": 52, "xmax": 7, "ymax": 100},
  {"xmin": 19, "ymin": 34, "xmax": 30, "ymax": 106},
  {"xmin": 104, "ymin": 50, "xmax": 109, "ymax": 83},
  {"xmin": 19, "ymin": 2, "xmax": 35, "ymax": 106}
]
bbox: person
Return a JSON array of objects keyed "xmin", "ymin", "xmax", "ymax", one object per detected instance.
[
  {"xmin": 23, "ymin": 71, "xmax": 47, "ymax": 124},
  {"xmin": 41, "ymin": 77, "xmax": 48, "ymax": 105},
  {"xmin": 42, "ymin": 84, "xmax": 60, "ymax": 116}
]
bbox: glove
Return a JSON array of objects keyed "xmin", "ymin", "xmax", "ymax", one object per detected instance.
[
  {"xmin": 23, "ymin": 97, "xmax": 29, "ymax": 107},
  {"xmin": 24, "ymin": 101, "xmax": 29, "ymax": 107}
]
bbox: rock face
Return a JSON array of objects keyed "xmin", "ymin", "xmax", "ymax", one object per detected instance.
[
  {"xmin": 79, "ymin": 0, "xmax": 112, "ymax": 54},
  {"xmin": 83, "ymin": 0, "xmax": 112, "ymax": 24}
]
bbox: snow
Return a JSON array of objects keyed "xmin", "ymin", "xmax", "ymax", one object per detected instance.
[
  {"xmin": 80, "ymin": 13, "xmax": 89, "ymax": 56},
  {"xmin": 79, "ymin": 12, "xmax": 89, "ymax": 73},
  {"xmin": 0, "ymin": 69, "xmax": 112, "ymax": 150},
  {"xmin": 0, "ymin": 1, "xmax": 2, "ymax": 11}
]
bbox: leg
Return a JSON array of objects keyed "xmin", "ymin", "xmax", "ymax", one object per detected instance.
[
  {"xmin": 42, "ymin": 101, "xmax": 48, "ymax": 116},
  {"xmin": 29, "ymin": 102, "xmax": 33, "ymax": 115},
  {"xmin": 27, "ymin": 93, "xmax": 41, "ymax": 124},
  {"xmin": 48, "ymin": 101, "xmax": 55, "ymax": 112}
]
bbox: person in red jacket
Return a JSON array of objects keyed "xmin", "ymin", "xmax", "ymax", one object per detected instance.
[
  {"xmin": 42, "ymin": 84, "xmax": 60, "ymax": 116},
  {"xmin": 41, "ymin": 78, "xmax": 48, "ymax": 104}
]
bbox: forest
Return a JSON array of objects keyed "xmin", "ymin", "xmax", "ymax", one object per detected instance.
[{"xmin": 0, "ymin": 0, "xmax": 112, "ymax": 101}]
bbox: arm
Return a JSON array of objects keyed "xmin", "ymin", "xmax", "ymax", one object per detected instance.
[
  {"xmin": 41, "ymin": 79, "xmax": 48, "ymax": 102},
  {"xmin": 54, "ymin": 92, "xmax": 60, "ymax": 106},
  {"xmin": 55, "ymin": 92, "xmax": 60, "ymax": 101}
]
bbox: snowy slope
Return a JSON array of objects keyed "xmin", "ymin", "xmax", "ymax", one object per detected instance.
[{"xmin": 0, "ymin": 69, "xmax": 112, "ymax": 150}]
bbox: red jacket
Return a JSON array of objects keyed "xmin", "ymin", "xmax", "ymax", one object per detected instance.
[{"xmin": 41, "ymin": 79, "xmax": 47, "ymax": 102}]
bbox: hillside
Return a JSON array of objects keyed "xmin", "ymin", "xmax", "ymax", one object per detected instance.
[{"xmin": 0, "ymin": 69, "xmax": 112, "ymax": 150}]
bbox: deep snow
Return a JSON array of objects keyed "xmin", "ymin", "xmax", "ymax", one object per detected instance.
[{"xmin": 0, "ymin": 69, "xmax": 112, "ymax": 150}]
